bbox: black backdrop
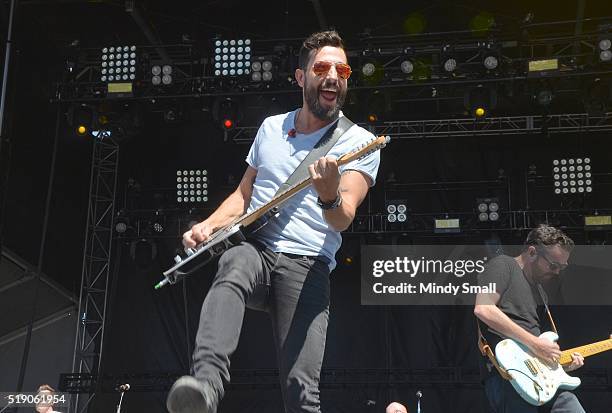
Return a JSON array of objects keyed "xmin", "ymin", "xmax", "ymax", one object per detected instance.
[{"xmin": 90, "ymin": 236, "xmax": 612, "ymax": 413}]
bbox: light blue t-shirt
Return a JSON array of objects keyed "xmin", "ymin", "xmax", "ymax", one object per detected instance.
[{"xmin": 245, "ymin": 109, "xmax": 381, "ymax": 269}]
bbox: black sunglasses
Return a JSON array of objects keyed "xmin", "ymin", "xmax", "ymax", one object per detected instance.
[{"xmin": 537, "ymin": 249, "xmax": 569, "ymax": 272}]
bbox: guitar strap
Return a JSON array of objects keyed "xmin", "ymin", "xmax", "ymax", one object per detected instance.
[
  {"xmin": 476, "ymin": 319, "xmax": 513, "ymax": 380},
  {"xmin": 274, "ymin": 115, "xmax": 355, "ymax": 196},
  {"xmin": 475, "ymin": 283, "xmax": 559, "ymax": 381},
  {"xmin": 536, "ymin": 283, "xmax": 558, "ymax": 334}
]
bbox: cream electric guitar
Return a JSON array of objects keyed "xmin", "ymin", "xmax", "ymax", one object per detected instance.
[
  {"xmin": 155, "ymin": 135, "xmax": 390, "ymax": 289},
  {"xmin": 495, "ymin": 331, "xmax": 612, "ymax": 406}
]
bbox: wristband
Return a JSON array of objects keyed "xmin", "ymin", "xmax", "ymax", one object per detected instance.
[{"xmin": 317, "ymin": 191, "xmax": 342, "ymax": 210}]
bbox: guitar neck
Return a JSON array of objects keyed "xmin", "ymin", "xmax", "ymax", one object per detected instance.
[
  {"xmin": 560, "ymin": 338, "xmax": 612, "ymax": 365},
  {"xmin": 240, "ymin": 177, "xmax": 313, "ymax": 227}
]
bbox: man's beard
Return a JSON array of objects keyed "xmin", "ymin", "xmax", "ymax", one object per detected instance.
[{"xmin": 304, "ymin": 78, "xmax": 347, "ymax": 121}]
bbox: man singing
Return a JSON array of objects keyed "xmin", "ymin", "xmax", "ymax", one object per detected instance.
[{"xmin": 167, "ymin": 30, "xmax": 381, "ymax": 413}]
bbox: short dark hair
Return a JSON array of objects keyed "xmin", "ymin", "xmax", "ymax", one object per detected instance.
[
  {"xmin": 298, "ymin": 30, "xmax": 346, "ymax": 70},
  {"xmin": 524, "ymin": 224, "xmax": 574, "ymax": 252}
]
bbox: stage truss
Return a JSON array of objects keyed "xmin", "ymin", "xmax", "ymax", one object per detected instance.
[{"xmin": 71, "ymin": 131, "xmax": 119, "ymax": 413}]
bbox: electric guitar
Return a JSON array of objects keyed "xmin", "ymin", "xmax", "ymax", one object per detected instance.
[
  {"xmin": 155, "ymin": 135, "xmax": 390, "ymax": 289},
  {"xmin": 495, "ymin": 331, "xmax": 612, "ymax": 406}
]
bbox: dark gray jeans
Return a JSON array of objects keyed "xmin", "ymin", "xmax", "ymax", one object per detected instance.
[
  {"xmin": 484, "ymin": 373, "xmax": 586, "ymax": 413},
  {"xmin": 192, "ymin": 240, "xmax": 331, "ymax": 413}
]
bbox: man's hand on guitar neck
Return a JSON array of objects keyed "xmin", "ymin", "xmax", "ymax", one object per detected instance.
[
  {"xmin": 309, "ymin": 156, "xmax": 341, "ymax": 203},
  {"xmin": 309, "ymin": 157, "xmax": 371, "ymax": 232},
  {"xmin": 563, "ymin": 352, "xmax": 584, "ymax": 372}
]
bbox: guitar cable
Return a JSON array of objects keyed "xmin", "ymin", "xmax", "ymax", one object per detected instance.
[{"xmin": 504, "ymin": 368, "xmax": 544, "ymax": 397}]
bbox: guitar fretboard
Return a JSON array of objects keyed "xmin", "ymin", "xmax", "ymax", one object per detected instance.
[{"xmin": 560, "ymin": 338, "xmax": 612, "ymax": 365}]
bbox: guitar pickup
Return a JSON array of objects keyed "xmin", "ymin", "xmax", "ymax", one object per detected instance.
[{"xmin": 524, "ymin": 359, "xmax": 538, "ymax": 375}]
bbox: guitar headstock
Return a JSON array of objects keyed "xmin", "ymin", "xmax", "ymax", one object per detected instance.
[{"xmin": 337, "ymin": 135, "xmax": 390, "ymax": 166}]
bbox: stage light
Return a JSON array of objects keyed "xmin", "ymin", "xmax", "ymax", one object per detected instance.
[
  {"xmin": 365, "ymin": 90, "xmax": 387, "ymax": 123},
  {"xmin": 68, "ymin": 104, "xmax": 93, "ymax": 137},
  {"xmin": 465, "ymin": 85, "xmax": 496, "ymax": 118},
  {"xmin": 536, "ymin": 89, "xmax": 554, "ymax": 106},
  {"xmin": 250, "ymin": 58, "xmax": 273, "ymax": 82},
  {"xmin": 164, "ymin": 108, "xmax": 179, "ymax": 123},
  {"xmin": 386, "ymin": 200, "xmax": 408, "ymax": 223},
  {"xmin": 553, "ymin": 158, "xmax": 592, "ymax": 194},
  {"xmin": 162, "ymin": 65, "xmax": 173, "ymax": 84},
  {"xmin": 214, "ymin": 38, "xmax": 251, "ymax": 77},
  {"xmin": 114, "ymin": 210, "xmax": 130, "ymax": 234},
  {"xmin": 443, "ymin": 57, "xmax": 457, "ymax": 73},
  {"xmin": 397, "ymin": 203, "xmax": 407, "ymax": 222},
  {"xmin": 151, "ymin": 211, "xmax": 165, "ymax": 234},
  {"xmin": 151, "ymin": 64, "xmax": 173, "ymax": 85},
  {"xmin": 176, "ymin": 169, "xmax": 208, "ymax": 204},
  {"xmin": 213, "ymin": 97, "xmax": 242, "ymax": 130},
  {"xmin": 483, "ymin": 55, "xmax": 499, "ymax": 70},
  {"xmin": 599, "ymin": 38, "xmax": 611, "ymax": 62},
  {"xmin": 152, "ymin": 65, "xmax": 162, "ymax": 85},
  {"xmin": 480, "ymin": 43, "xmax": 500, "ymax": 71},
  {"xmin": 440, "ymin": 45, "xmax": 457, "ymax": 73},
  {"xmin": 400, "ymin": 59, "xmax": 414, "ymax": 74},
  {"xmin": 476, "ymin": 198, "xmax": 500, "ymax": 222},
  {"xmin": 362, "ymin": 62, "xmax": 376, "ymax": 77},
  {"xmin": 101, "ymin": 45, "xmax": 137, "ymax": 82}
]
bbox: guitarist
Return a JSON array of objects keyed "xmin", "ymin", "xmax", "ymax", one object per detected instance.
[
  {"xmin": 166, "ymin": 30, "xmax": 380, "ymax": 413},
  {"xmin": 474, "ymin": 224, "xmax": 586, "ymax": 413}
]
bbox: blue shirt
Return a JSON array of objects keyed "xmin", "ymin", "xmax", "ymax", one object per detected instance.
[{"xmin": 245, "ymin": 109, "xmax": 381, "ymax": 269}]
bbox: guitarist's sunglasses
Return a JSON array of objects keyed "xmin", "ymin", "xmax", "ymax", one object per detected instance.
[
  {"xmin": 312, "ymin": 61, "xmax": 352, "ymax": 80},
  {"xmin": 536, "ymin": 248, "xmax": 569, "ymax": 272}
]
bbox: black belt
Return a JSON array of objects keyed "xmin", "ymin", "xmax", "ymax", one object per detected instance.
[{"xmin": 281, "ymin": 252, "xmax": 331, "ymax": 265}]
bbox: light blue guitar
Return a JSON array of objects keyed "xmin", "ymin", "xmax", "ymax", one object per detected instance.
[{"xmin": 495, "ymin": 331, "xmax": 612, "ymax": 406}]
